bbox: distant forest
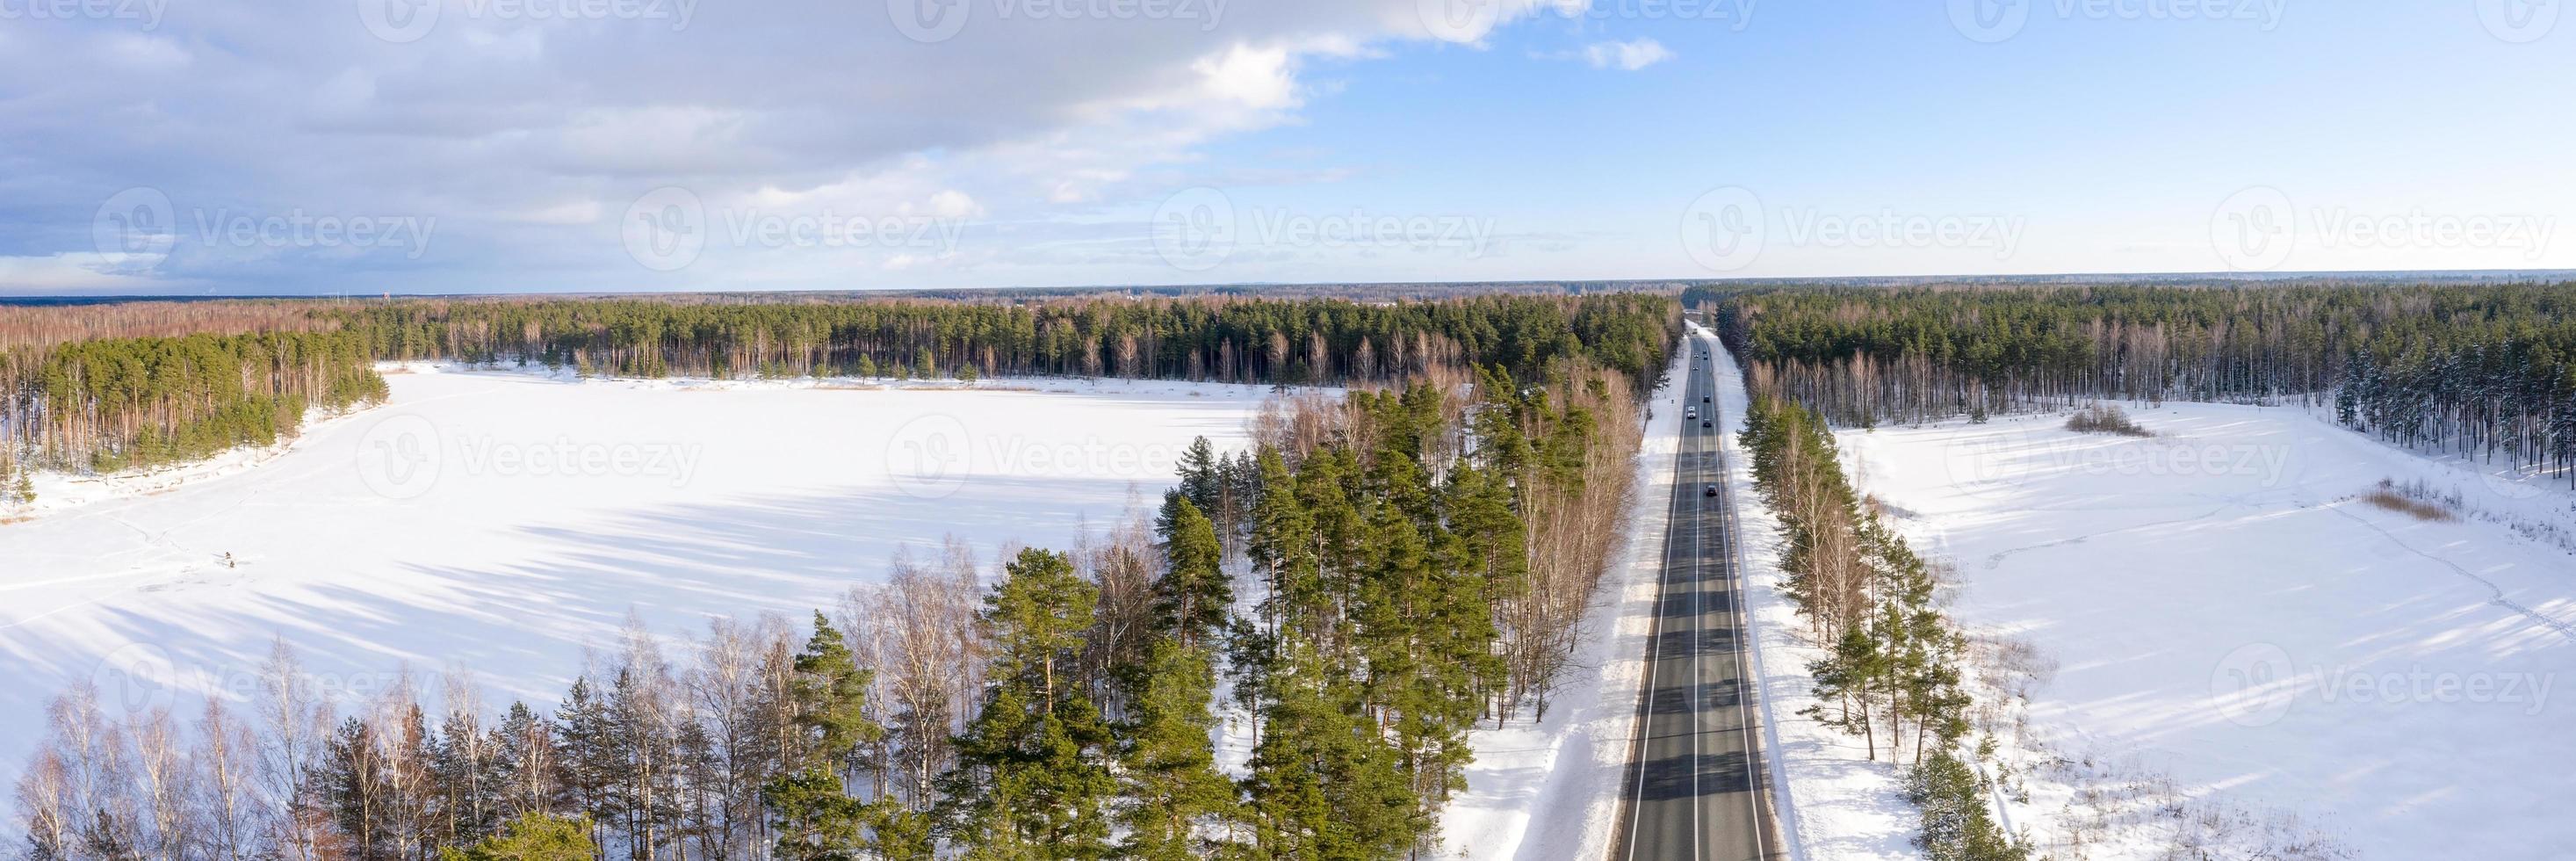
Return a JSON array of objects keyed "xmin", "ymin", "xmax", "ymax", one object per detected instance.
[
  {"xmin": 0, "ymin": 293, "xmax": 1676, "ymax": 477},
  {"xmin": 1696, "ymin": 281, "xmax": 2576, "ymax": 486}
]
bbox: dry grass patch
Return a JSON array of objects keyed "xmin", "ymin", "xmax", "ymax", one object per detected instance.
[
  {"xmin": 2363, "ymin": 480, "xmax": 2457, "ymax": 522},
  {"xmin": 2067, "ymin": 403, "xmax": 2153, "ymax": 437}
]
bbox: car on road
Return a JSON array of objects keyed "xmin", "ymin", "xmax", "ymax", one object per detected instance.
[
  {"xmin": 1704, "ymin": 484, "xmax": 1718, "ymax": 496},
  {"xmin": 1702, "ymin": 419, "xmax": 1713, "ymax": 428}
]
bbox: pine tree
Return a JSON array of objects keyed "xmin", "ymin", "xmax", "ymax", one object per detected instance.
[
  {"xmin": 944, "ymin": 548, "xmax": 1116, "ymax": 860},
  {"xmin": 1152, "ymin": 495, "xmax": 1230, "ymax": 649},
  {"xmin": 1173, "ymin": 438, "xmax": 1219, "ymax": 514},
  {"xmin": 1113, "ymin": 640, "xmax": 1235, "ymax": 860},
  {"xmin": 437, "ymin": 813, "xmax": 596, "ymax": 861},
  {"xmin": 763, "ymin": 613, "xmax": 890, "ymax": 861}
]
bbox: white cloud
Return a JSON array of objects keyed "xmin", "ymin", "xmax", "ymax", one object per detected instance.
[
  {"xmin": 0, "ymin": 0, "xmax": 1591, "ymax": 293},
  {"xmin": 1583, "ymin": 39, "xmax": 1674, "ymax": 71}
]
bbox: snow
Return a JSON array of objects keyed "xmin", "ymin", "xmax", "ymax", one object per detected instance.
[
  {"xmin": 1434, "ymin": 332, "xmax": 1690, "ymax": 860},
  {"xmin": 0, "ymin": 365, "xmax": 1267, "ymax": 778},
  {"xmin": 1835, "ymin": 396, "xmax": 2576, "ymax": 858}
]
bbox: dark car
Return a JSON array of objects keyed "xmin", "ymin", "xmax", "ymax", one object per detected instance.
[
  {"xmin": 1701, "ymin": 419, "xmax": 1713, "ymax": 428},
  {"xmin": 1703, "ymin": 484, "xmax": 1718, "ymax": 497},
  {"xmin": 1703, "ymin": 395, "xmax": 1711, "ymax": 403}
]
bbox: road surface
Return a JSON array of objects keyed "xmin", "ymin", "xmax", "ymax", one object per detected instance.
[{"xmin": 1614, "ymin": 334, "xmax": 1779, "ymax": 861}]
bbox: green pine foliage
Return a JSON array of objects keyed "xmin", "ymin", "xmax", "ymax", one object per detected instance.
[
  {"xmin": 437, "ymin": 814, "xmax": 596, "ymax": 861},
  {"xmin": 945, "ymin": 549, "xmax": 1118, "ymax": 859}
]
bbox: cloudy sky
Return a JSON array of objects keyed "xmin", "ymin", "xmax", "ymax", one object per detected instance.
[{"xmin": 3, "ymin": 0, "xmax": 2572, "ymax": 294}]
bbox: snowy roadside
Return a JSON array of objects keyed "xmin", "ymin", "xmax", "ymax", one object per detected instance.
[
  {"xmin": 1707, "ymin": 323, "xmax": 1920, "ymax": 860},
  {"xmin": 1433, "ymin": 333, "xmax": 1690, "ymax": 860}
]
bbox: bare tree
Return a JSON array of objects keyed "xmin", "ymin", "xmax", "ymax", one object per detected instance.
[
  {"xmin": 195, "ymin": 699, "xmax": 263, "ymax": 861},
  {"xmin": 255, "ymin": 638, "xmax": 330, "ymax": 861}
]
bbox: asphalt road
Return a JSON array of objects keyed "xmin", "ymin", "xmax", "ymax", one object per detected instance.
[{"xmin": 1613, "ymin": 336, "xmax": 1778, "ymax": 861}]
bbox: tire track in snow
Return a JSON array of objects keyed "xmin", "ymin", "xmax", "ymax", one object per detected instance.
[{"xmin": 2327, "ymin": 502, "xmax": 2576, "ymax": 646}]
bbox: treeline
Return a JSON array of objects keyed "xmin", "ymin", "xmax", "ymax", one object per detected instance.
[
  {"xmin": 1703, "ymin": 282, "xmax": 2576, "ymax": 485},
  {"xmin": 1, "ymin": 293, "xmax": 1676, "ymax": 486},
  {"xmin": 328, "ymin": 293, "xmax": 1676, "ymax": 394},
  {"xmin": 1738, "ymin": 395, "xmax": 2022, "ymax": 861},
  {"xmin": 0, "ymin": 331, "xmax": 388, "ymax": 474},
  {"xmin": 14, "ymin": 346, "xmax": 1663, "ymax": 860}
]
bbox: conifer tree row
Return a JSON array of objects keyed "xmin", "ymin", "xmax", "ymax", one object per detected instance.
[
  {"xmin": 1697, "ymin": 281, "xmax": 2576, "ymax": 485},
  {"xmin": 0, "ymin": 330, "xmax": 388, "ymax": 474},
  {"xmin": 1, "ymin": 293, "xmax": 1676, "ymax": 485},
  {"xmin": 326, "ymin": 293, "xmax": 1674, "ymax": 394}
]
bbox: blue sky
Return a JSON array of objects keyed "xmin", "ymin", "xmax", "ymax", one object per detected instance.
[{"xmin": 2, "ymin": 0, "xmax": 2570, "ymax": 294}]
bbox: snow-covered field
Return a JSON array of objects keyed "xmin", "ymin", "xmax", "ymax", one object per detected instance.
[
  {"xmin": 0, "ymin": 365, "xmax": 1265, "ymax": 776},
  {"xmin": 1838, "ymin": 400, "xmax": 2576, "ymax": 858}
]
